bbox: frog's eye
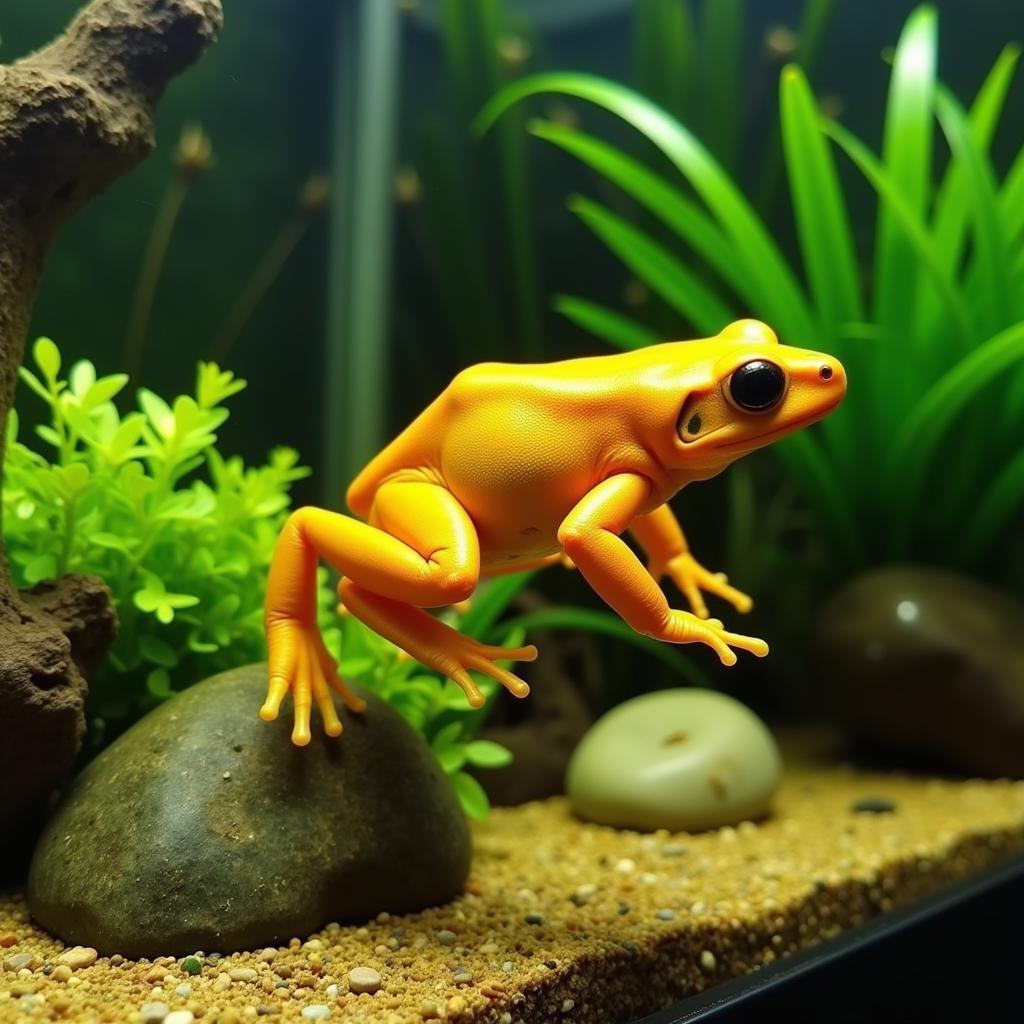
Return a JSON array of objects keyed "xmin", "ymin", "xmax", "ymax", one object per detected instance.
[{"xmin": 727, "ymin": 360, "xmax": 786, "ymax": 413}]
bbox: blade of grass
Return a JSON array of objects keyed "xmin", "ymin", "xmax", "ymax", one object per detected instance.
[
  {"xmin": 931, "ymin": 45, "xmax": 1020, "ymax": 279},
  {"xmin": 528, "ymin": 120, "xmax": 744, "ymax": 300},
  {"xmin": 872, "ymin": 5, "xmax": 937, "ymax": 337},
  {"xmin": 780, "ymin": 64, "xmax": 863, "ymax": 475},
  {"xmin": 476, "ymin": 73, "xmax": 818, "ymax": 344},
  {"xmin": 700, "ymin": 0, "xmax": 743, "ymax": 171},
  {"xmin": 886, "ymin": 321, "xmax": 1024, "ymax": 551},
  {"xmin": 475, "ymin": 0, "xmax": 542, "ymax": 357},
  {"xmin": 957, "ymin": 447, "xmax": 1024, "ymax": 565},
  {"xmin": 934, "ymin": 86, "xmax": 1012, "ymax": 335},
  {"xmin": 780, "ymin": 65, "xmax": 863, "ymax": 332},
  {"xmin": 497, "ymin": 606, "xmax": 714, "ymax": 686},
  {"xmin": 632, "ymin": 0, "xmax": 696, "ymax": 119},
  {"xmin": 569, "ymin": 195, "xmax": 735, "ymax": 334},
  {"xmin": 553, "ymin": 295, "xmax": 661, "ymax": 350},
  {"xmin": 824, "ymin": 118, "xmax": 973, "ymax": 349}
]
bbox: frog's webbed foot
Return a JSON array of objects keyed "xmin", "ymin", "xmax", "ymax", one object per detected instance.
[
  {"xmin": 656, "ymin": 610, "xmax": 768, "ymax": 666},
  {"xmin": 652, "ymin": 552, "xmax": 753, "ymax": 619},
  {"xmin": 338, "ymin": 579, "xmax": 537, "ymax": 708},
  {"xmin": 262, "ymin": 616, "xmax": 367, "ymax": 746}
]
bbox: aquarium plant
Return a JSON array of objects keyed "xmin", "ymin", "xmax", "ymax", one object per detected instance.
[{"xmin": 477, "ymin": 5, "xmax": 1024, "ymax": 579}]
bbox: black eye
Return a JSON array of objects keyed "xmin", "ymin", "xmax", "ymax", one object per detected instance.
[{"xmin": 728, "ymin": 360, "xmax": 786, "ymax": 412}]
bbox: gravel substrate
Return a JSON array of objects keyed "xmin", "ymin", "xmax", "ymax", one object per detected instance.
[{"xmin": 4, "ymin": 749, "xmax": 1024, "ymax": 1023}]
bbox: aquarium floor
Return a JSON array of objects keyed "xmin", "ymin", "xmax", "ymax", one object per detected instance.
[{"xmin": 4, "ymin": 734, "xmax": 1024, "ymax": 1024}]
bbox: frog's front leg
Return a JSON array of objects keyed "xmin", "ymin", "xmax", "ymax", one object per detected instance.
[
  {"xmin": 558, "ymin": 474, "xmax": 768, "ymax": 666},
  {"xmin": 629, "ymin": 504, "xmax": 753, "ymax": 619},
  {"xmin": 262, "ymin": 480, "xmax": 534, "ymax": 745}
]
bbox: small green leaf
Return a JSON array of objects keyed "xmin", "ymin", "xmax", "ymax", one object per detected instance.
[
  {"xmin": 146, "ymin": 668, "xmax": 174, "ymax": 700},
  {"xmin": 69, "ymin": 359, "xmax": 96, "ymax": 397},
  {"xmin": 81, "ymin": 374, "xmax": 129, "ymax": 412},
  {"xmin": 464, "ymin": 739, "xmax": 513, "ymax": 768},
  {"xmin": 139, "ymin": 634, "xmax": 180, "ymax": 668},
  {"xmin": 33, "ymin": 337, "xmax": 61, "ymax": 383},
  {"xmin": 452, "ymin": 771, "xmax": 491, "ymax": 821},
  {"xmin": 436, "ymin": 743, "xmax": 467, "ymax": 774}
]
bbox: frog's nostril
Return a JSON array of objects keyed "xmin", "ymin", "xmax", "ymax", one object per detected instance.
[{"xmin": 819, "ymin": 364, "xmax": 833, "ymax": 381}]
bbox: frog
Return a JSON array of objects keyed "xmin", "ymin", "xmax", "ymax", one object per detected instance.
[{"xmin": 261, "ymin": 319, "xmax": 846, "ymax": 745}]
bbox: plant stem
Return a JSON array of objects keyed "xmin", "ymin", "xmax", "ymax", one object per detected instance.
[
  {"xmin": 207, "ymin": 210, "xmax": 312, "ymax": 364},
  {"xmin": 123, "ymin": 174, "xmax": 191, "ymax": 382}
]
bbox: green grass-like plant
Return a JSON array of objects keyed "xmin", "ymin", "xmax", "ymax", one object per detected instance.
[{"xmin": 477, "ymin": 5, "xmax": 1024, "ymax": 576}]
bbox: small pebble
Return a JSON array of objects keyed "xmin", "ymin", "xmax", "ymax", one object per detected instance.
[
  {"xmin": 325, "ymin": 983, "xmax": 339, "ymax": 997},
  {"xmin": 502, "ymin": 961, "xmax": 515, "ymax": 973},
  {"xmin": 700, "ymin": 950, "xmax": 717, "ymax": 972},
  {"xmin": 452, "ymin": 967, "xmax": 473, "ymax": 985},
  {"xmin": 256, "ymin": 1008, "xmax": 279, "ymax": 1017},
  {"xmin": 614, "ymin": 858, "xmax": 636, "ymax": 874},
  {"xmin": 436, "ymin": 929, "xmax": 457, "ymax": 946},
  {"xmin": 656, "ymin": 908, "xmax": 677, "ymax": 921},
  {"xmin": 212, "ymin": 972, "xmax": 231, "ymax": 992},
  {"xmin": 4, "ymin": 952, "xmax": 35, "ymax": 971},
  {"xmin": 302, "ymin": 939, "xmax": 324, "ymax": 951},
  {"xmin": 164, "ymin": 1012, "xmax": 194, "ymax": 1024},
  {"xmin": 140, "ymin": 1002, "xmax": 169, "ymax": 1023},
  {"xmin": 347, "ymin": 966, "xmax": 382, "ymax": 994},
  {"xmin": 569, "ymin": 884, "xmax": 596, "ymax": 907},
  {"xmin": 0, "ymin": 934, "xmax": 16, "ymax": 948},
  {"xmin": 52, "ymin": 965, "xmax": 72, "ymax": 983},
  {"xmin": 479, "ymin": 941, "xmax": 499, "ymax": 954},
  {"xmin": 258, "ymin": 948, "xmax": 278, "ymax": 963},
  {"xmin": 524, "ymin": 913, "xmax": 544, "ymax": 925},
  {"xmin": 851, "ymin": 796, "xmax": 898, "ymax": 814},
  {"xmin": 301, "ymin": 1007, "xmax": 331, "ymax": 1020},
  {"xmin": 57, "ymin": 945, "xmax": 98, "ymax": 970},
  {"xmin": 562, "ymin": 998, "xmax": 576, "ymax": 1012},
  {"xmin": 420, "ymin": 999, "xmax": 442, "ymax": 1019},
  {"xmin": 661, "ymin": 844, "xmax": 688, "ymax": 857},
  {"xmin": 175, "ymin": 983, "xmax": 192, "ymax": 998},
  {"xmin": 229, "ymin": 967, "xmax": 259, "ymax": 982}
]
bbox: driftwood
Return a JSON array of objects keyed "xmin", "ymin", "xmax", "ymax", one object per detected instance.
[{"xmin": 0, "ymin": 0, "xmax": 222, "ymax": 851}]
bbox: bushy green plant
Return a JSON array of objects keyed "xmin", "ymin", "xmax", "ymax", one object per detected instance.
[
  {"xmin": 477, "ymin": 5, "xmax": 1024, "ymax": 577},
  {"xmin": 4, "ymin": 338, "xmax": 309, "ymax": 738}
]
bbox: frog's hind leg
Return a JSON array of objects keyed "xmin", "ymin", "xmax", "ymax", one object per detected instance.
[
  {"xmin": 338, "ymin": 579, "xmax": 536, "ymax": 708},
  {"xmin": 338, "ymin": 478, "xmax": 536, "ymax": 706},
  {"xmin": 265, "ymin": 478, "xmax": 524, "ymax": 742}
]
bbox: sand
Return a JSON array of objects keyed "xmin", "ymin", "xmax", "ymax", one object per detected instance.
[{"xmin": 3, "ymin": 747, "xmax": 1024, "ymax": 1023}]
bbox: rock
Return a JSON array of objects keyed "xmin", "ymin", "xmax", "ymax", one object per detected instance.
[
  {"xmin": 56, "ymin": 945, "xmax": 97, "ymax": 969},
  {"xmin": 566, "ymin": 689, "xmax": 781, "ymax": 831},
  {"xmin": 0, "ymin": 574, "xmax": 116, "ymax": 879},
  {"xmin": 347, "ymin": 966, "xmax": 382, "ymax": 994},
  {"xmin": 818, "ymin": 567, "xmax": 1024, "ymax": 777},
  {"xmin": 27, "ymin": 664, "xmax": 471, "ymax": 957}
]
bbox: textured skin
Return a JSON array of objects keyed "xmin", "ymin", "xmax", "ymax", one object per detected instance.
[{"xmin": 263, "ymin": 320, "xmax": 847, "ymax": 745}]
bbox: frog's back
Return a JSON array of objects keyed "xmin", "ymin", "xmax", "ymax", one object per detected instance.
[{"xmin": 345, "ymin": 344, "xmax": 701, "ymax": 522}]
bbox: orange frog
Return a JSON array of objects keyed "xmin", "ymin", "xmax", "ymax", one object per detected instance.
[{"xmin": 261, "ymin": 319, "xmax": 846, "ymax": 745}]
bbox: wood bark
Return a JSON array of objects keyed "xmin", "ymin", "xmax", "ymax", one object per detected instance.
[{"xmin": 0, "ymin": 0, "xmax": 223, "ymax": 849}]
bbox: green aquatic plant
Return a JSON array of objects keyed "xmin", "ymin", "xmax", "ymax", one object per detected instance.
[
  {"xmin": 477, "ymin": 5, "xmax": 1024, "ymax": 576},
  {"xmin": 4, "ymin": 338, "xmax": 309, "ymax": 740}
]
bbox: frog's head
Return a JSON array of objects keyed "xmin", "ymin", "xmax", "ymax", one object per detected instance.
[{"xmin": 662, "ymin": 319, "xmax": 846, "ymax": 470}]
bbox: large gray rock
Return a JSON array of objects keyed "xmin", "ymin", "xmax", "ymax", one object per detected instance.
[
  {"xmin": 28, "ymin": 664, "xmax": 471, "ymax": 956},
  {"xmin": 819, "ymin": 566, "xmax": 1024, "ymax": 777}
]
